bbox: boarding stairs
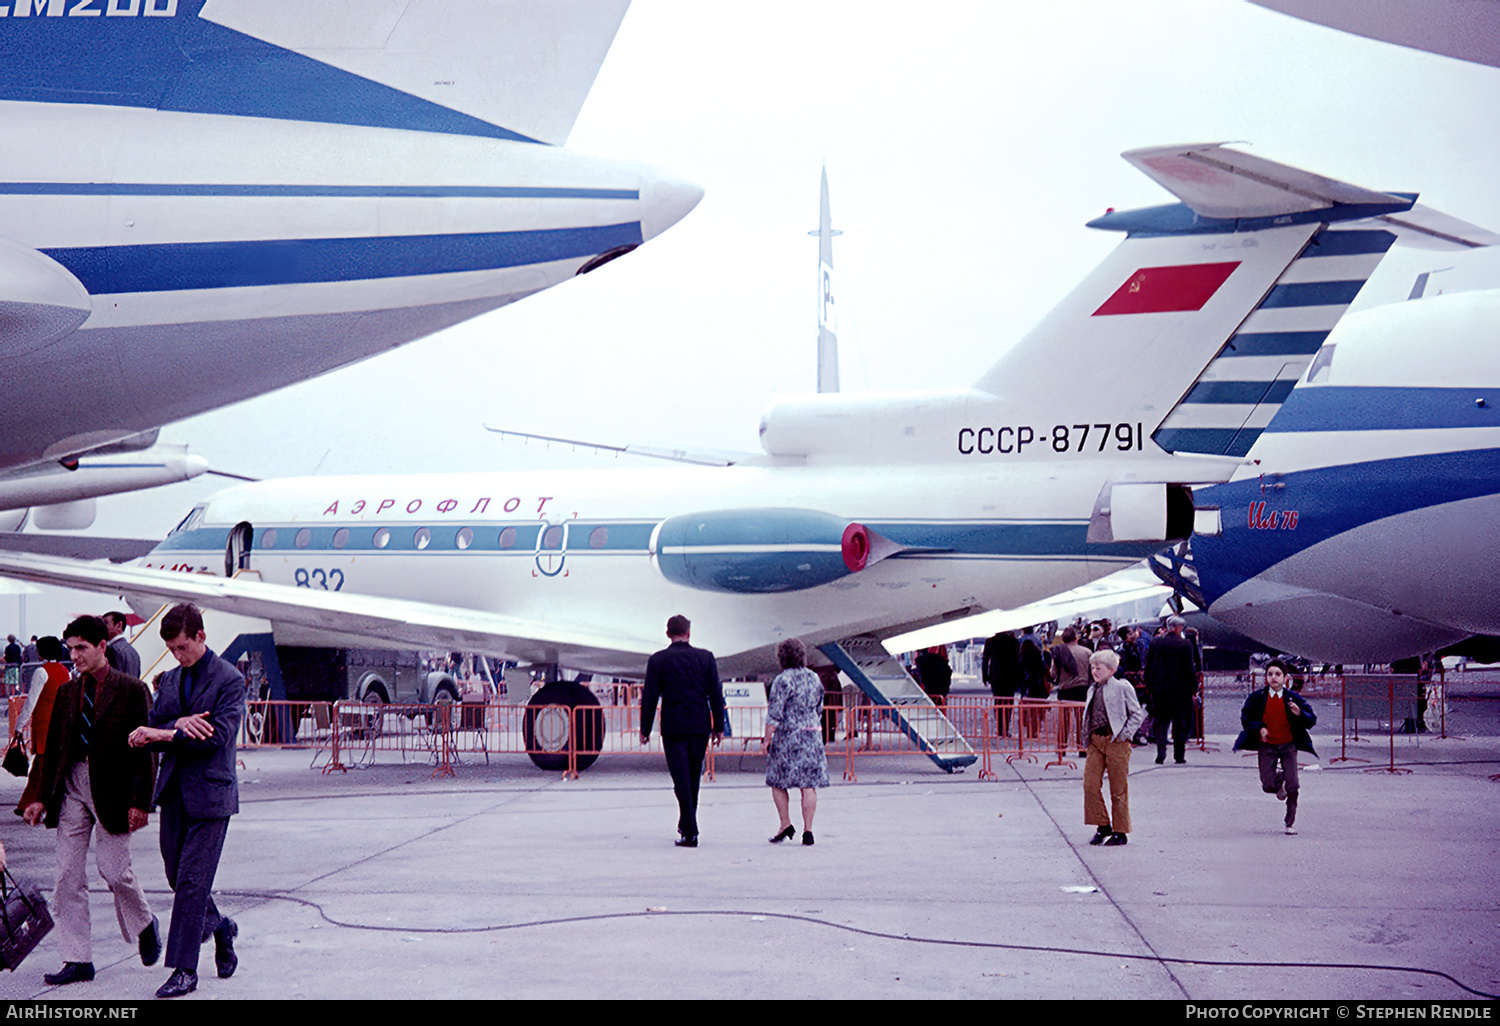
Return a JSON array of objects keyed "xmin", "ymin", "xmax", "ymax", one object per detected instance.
[{"xmin": 818, "ymin": 635, "xmax": 976, "ymax": 773}]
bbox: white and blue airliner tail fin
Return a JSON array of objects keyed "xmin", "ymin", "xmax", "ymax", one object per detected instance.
[
  {"xmin": 974, "ymin": 143, "xmax": 1496, "ymax": 458},
  {"xmin": 813, "ymin": 164, "xmax": 841, "ymax": 393}
]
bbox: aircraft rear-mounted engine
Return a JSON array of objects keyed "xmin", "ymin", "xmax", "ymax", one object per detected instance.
[
  {"xmin": 1086, "ymin": 482, "xmax": 1196, "ymax": 544},
  {"xmin": 651, "ymin": 509, "xmax": 894, "ymax": 594}
]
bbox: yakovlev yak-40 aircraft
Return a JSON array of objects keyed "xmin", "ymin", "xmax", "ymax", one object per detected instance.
[
  {"xmin": 0, "ymin": 0, "xmax": 700, "ymax": 527},
  {"xmin": 1, "ymin": 144, "xmax": 1484, "ymax": 769}
]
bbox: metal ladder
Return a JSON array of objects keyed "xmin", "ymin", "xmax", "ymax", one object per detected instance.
[{"xmin": 818, "ymin": 635, "xmax": 976, "ymax": 773}]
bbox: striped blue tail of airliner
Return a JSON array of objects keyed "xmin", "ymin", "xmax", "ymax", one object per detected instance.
[{"xmin": 1152, "ymin": 225, "xmax": 1397, "ymax": 457}]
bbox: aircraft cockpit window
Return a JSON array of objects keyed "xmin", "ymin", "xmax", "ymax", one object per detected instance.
[
  {"xmin": 294, "ymin": 529, "xmax": 311, "ymax": 548},
  {"xmin": 373, "ymin": 528, "xmax": 390, "ymax": 549},
  {"xmin": 169, "ymin": 505, "xmax": 207, "ymax": 536},
  {"xmin": 1306, "ymin": 345, "xmax": 1336, "ymax": 384},
  {"xmin": 414, "ymin": 527, "xmax": 432, "ymax": 550}
]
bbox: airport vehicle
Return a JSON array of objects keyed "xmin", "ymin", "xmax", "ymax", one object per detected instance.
[
  {"xmin": 0, "ymin": 143, "xmax": 1475, "ymax": 767},
  {"xmin": 0, "ymin": 0, "xmax": 700, "ymax": 523}
]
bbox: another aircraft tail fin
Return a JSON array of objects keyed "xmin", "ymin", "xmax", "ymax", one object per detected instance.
[
  {"xmin": 973, "ymin": 143, "xmax": 1492, "ymax": 457},
  {"xmin": 0, "ymin": 0, "xmax": 631, "ymax": 145},
  {"xmin": 813, "ymin": 165, "xmax": 841, "ymax": 393}
]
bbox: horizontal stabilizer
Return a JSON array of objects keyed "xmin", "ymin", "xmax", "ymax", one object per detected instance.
[
  {"xmin": 1121, "ymin": 143, "xmax": 1402, "ymax": 220},
  {"xmin": 1376, "ymin": 204, "xmax": 1500, "ymax": 250}
]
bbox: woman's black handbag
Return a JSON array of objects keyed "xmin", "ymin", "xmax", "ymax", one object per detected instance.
[
  {"xmin": 3, "ymin": 735, "xmax": 27, "ymax": 778},
  {"xmin": 0, "ymin": 867, "xmax": 53, "ymax": 971}
]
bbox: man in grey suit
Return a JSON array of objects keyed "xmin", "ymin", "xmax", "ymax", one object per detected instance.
[
  {"xmin": 103, "ymin": 612, "xmax": 141, "ymax": 681},
  {"xmin": 129, "ymin": 603, "xmax": 243, "ymax": 999}
]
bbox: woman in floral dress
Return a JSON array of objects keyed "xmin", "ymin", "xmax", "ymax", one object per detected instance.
[{"xmin": 764, "ymin": 638, "xmax": 829, "ymax": 846}]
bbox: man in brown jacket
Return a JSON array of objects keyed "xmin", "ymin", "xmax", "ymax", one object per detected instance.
[{"xmin": 21, "ymin": 615, "xmax": 160, "ymax": 986}]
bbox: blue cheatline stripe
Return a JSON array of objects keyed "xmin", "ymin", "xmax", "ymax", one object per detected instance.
[
  {"xmin": 1259, "ymin": 280, "xmax": 1367, "ymax": 308},
  {"xmin": 0, "ymin": 0, "xmax": 537, "ymax": 143},
  {"xmin": 150, "ymin": 518, "xmax": 1161, "ymax": 561},
  {"xmin": 1153, "ymin": 426, "xmax": 1261, "ymax": 458},
  {"xmin": 1223, "ymin": 331, "xmax": 1329, "ymax": 357},
  {"xmin": 1301, "ymin": 229, "xmax": 1397, "ymax": 256},
  {"xmin": 1264, "ymin": 386, "xmax": 1500, "ymax": 433},
  {"xmin": 1190, "ymin": 447, "xmax": 1500, "ymax": 601},
  {"xmin": 42, "ymin": 222, "xmax": 642, "ymax": 293},
  {"xmin": 1182, "ymin": 379, "xmax": 1297, "ymax": 405},
  {"xmin": 0, "ymin": 184, "xmax": 639, "ymax": 200}
]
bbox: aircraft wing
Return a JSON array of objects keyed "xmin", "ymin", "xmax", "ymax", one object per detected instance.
[
  {"xmin": 1250, "ymin": 0, "xmax": 1500, "ymax": 69},
  {"xmin": 0, "ymin": 534, "xmax": 159, "ymax": 563},
  {"xmin": 0, "ymin": 551, "xmax": 660, "ymax": 674},
  {"xmin": 882, "ymin": 565, "xmax": 1173, "ymax": 653}
]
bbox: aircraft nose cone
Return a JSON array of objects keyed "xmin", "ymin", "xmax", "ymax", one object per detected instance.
[{"xmin": 639, "ymin": 167, "xmax": 704, "ymax": 242}]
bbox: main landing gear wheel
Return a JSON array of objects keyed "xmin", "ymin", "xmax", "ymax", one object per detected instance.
[
  {"xmin": 360, "ymin": 685, "xmax": 388, "ymax": 738},
  {"xmin": 524, "ymin": 680, "xmax": 604, "ymax": 772}
]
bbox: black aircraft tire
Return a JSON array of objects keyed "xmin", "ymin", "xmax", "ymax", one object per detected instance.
[{"xmin": 524, "ymin": 680, "xmax": 604, "ymax": 772}]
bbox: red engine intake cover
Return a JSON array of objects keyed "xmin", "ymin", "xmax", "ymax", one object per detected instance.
[{"xmin": 841, "ymin": 522, "xmax": 870, "ymax": 573}]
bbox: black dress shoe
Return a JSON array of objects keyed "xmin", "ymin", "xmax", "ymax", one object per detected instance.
[
  {"xmin": 155, "ymin": 968, "xmax": 197, "ymax": 999},
  {"xmin": 674, "ymin": 834, "xmax": 697, "ymax": 847},
  {"xmin": 1089, "ymin": 826, "xmax": 1112, "ymax": 846},
  {"xmin": 1103, "ymin": 832, "xmax": 1129, "ymax": 846},
  {"xmin": 44, "ymin": 962, "xmax": 94, "ymax": 986},
  {"xmin": 214, "ymin": 918, "xmax": 238, "ymax": 979},
  {"xmin": 801, "ymin": 830, "xmax": 814, "ymax": 846},
  {"xmin": 769, "ymin": 825, "xmax": 795, "ymax": 843},
  {"xmin": 139, "ymin": 915, "xmax": 162, "ymax": 967}
]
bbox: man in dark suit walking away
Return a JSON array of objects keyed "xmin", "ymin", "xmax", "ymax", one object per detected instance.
[
  {"xmin": 1144, "ymin": 615, "xmax": 1199, "ymax": 765},
  {"xmin": 128, "ymin": 603, "xmax": 244, "ymax": 999},
  {"xmin": 640, "ymin": 615, "xmax": 725, "ymax": 847}
]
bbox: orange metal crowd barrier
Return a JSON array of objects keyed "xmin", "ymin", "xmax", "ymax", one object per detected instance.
[{"xmin": 240, "ymin": 693, "xmax": 1171, "ymax": 780}]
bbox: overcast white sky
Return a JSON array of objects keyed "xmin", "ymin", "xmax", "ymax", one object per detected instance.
[{"xmin": 7, "ymin": 0, "xmax": 1500, "ymax": 636}]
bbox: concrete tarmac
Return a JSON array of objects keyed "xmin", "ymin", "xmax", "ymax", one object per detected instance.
[{"xmin": 0, "ymin": 727, "xmax": 1495, "ymax": 1002}]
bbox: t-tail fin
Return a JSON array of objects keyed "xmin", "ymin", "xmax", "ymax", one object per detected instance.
[{"xmin": 973, "ymin": 143, "xmax": 1494, "ymax": 457}]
